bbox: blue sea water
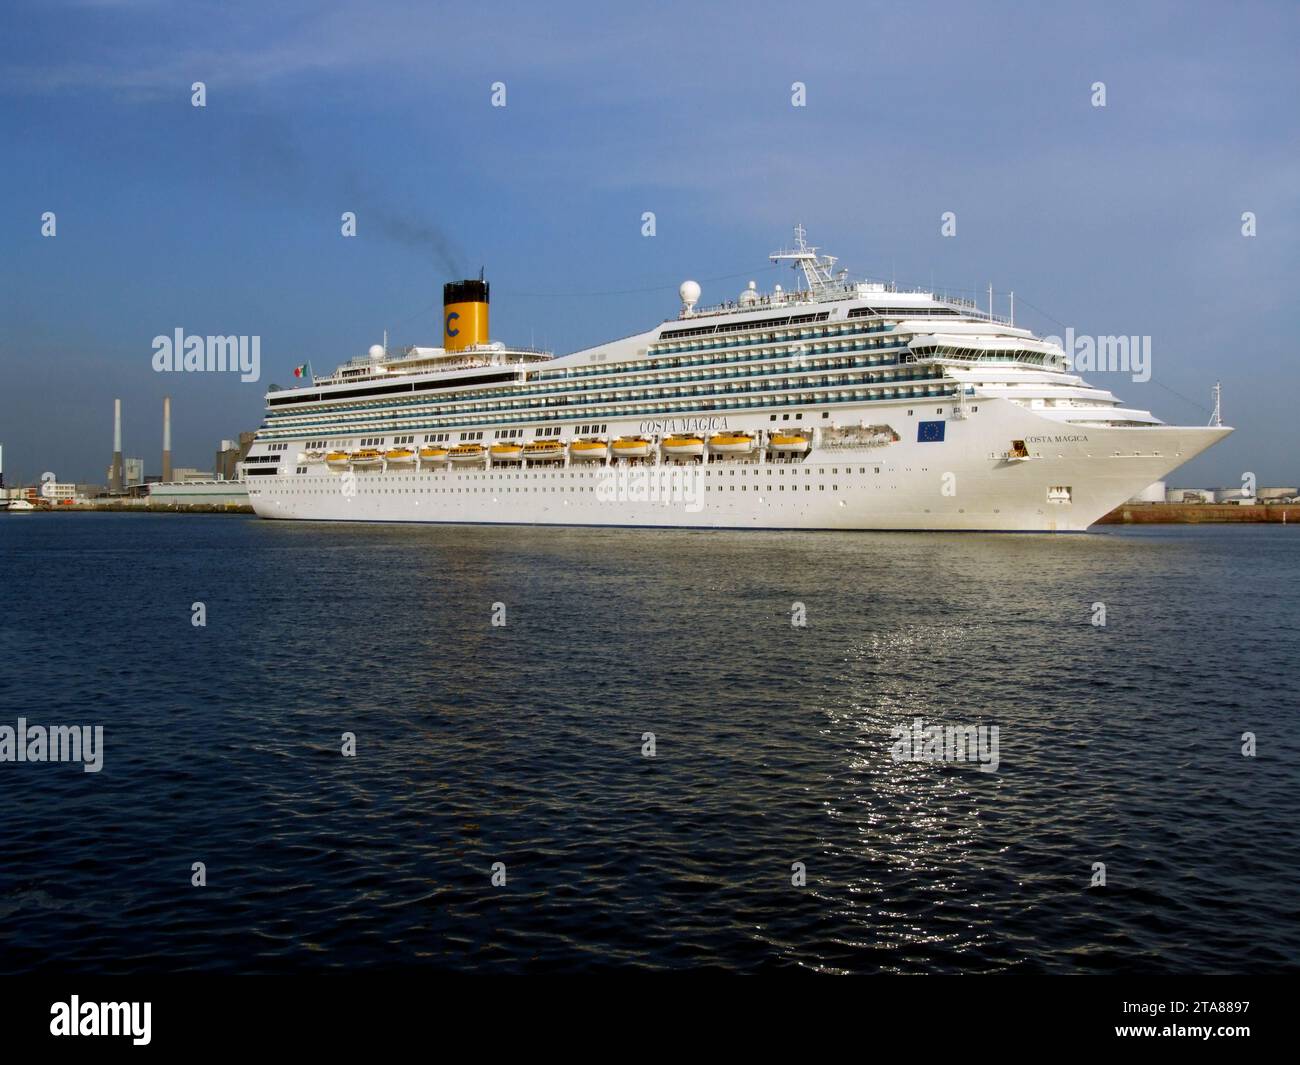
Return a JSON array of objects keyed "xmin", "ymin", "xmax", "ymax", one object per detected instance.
[{"xmin": 0, "ymin": 514, "xmax": 1297, "ymax": 973}]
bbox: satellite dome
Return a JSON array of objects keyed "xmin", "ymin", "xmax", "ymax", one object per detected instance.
[
  {"xmin": 679, "ymin": 280, "xmax": 701, "ymax": 315},
  {"xmin": 368, "ymin": 344, "xmax": 385, "ymax": 359},
  {"xmin": 739, "ymin": 280, "xmax": 758, "ymax": 305}
]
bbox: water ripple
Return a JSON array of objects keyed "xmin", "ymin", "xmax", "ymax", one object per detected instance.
[{"xmin": 0, "ymin": 515, "xmax": 1297, "ymax": 972}]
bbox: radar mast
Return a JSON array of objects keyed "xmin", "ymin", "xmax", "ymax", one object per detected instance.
[{"xmin": 770, "ymin": 224, "xmax": 840, "ymax": 294}]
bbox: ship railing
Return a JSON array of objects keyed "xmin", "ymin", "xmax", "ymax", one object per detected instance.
[{"xmin": 679, "ymin": 285, "xmax": 1014, "ymax": 325}]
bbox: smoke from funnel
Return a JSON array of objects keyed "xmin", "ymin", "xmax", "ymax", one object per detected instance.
[
  {"xmin": 231, "ymin": 125, "xmax": 467, "ymax": 278},
  {"xmin": 365, "ymin": 204, "xmax": 466, "ymax": 277}
]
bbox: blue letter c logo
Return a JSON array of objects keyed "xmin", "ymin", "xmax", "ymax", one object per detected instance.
[{"xmin": 445, "ymin": 311, "xmax": 460, "ymax": 337}]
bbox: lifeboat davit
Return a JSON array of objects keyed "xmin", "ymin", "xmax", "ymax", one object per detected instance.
[
  {"xmin": 490, "ymin": 443, "xmax": 523, "ymax": 462},
  {"xmin": 523, "ymin": 440, "xmax": 565, "ymax": 461},
  {"xmin": 350, "ymin": 448, "xmax": 384, "ymax": 468},
  {"xmin": 448, "ymin": 443, "xmax": 486, "ymax": 463},
  {"xmin": 612, "ymin": 436, "xmax": 651, "ymax": 459},
  {"xmin": 384, "ymin": 447, "xmax": 416, "ymax": 466},
  {"xmin": 570, "ymin": 439, "xmax": 608, "ymax": 461},
  {"xmin": 418, "ymin": 446, "xmax": 448, "ymax": 464},
  {"xmin": 326, "ymin": 451, "xmax": 351, "ymax": 470},
  {"xmin": 709, "ymin": 432, "xmax": 755, "ymax": 455},
  {"xmin": 663, "ymin": 434, "xmax": 705, "ymax": 458},
  {"xmin": 768, "ymin": 433, "xmax": 810, "ymax": 454}
]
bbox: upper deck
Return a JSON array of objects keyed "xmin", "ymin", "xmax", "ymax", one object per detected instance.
[
  {"xmin": 264, "ymin": 226, "xmax": 1035, "ymax": 411},
  {"xmin": 315, "ymin": 343, "xmax": 553, "ymax": 387}
]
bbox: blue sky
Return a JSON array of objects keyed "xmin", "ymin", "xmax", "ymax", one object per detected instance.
[{"xmin": 1, "ymin": 0, "xmax": 1296, "ymax": 486}]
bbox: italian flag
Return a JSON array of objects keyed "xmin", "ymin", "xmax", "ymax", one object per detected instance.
[{"xmin": 293, "ymin": 364, "xmax": 308, "ymax": 378}]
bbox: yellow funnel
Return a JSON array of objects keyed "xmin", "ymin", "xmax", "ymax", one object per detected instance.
[{"xmin": 443, "ymin": 278, "xmax": 489, "ymax": 351}]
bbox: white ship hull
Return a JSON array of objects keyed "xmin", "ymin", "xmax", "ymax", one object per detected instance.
[
  {"xmin": 245, "ymin": 230, "xmax": 1232, "ymax": 531},
  {"xmin": 247, "ymin": 401, "xmax": 1228, "ymax": 531}
]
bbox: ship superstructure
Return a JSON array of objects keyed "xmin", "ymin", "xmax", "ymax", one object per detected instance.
[{"xmin": 245, "ymin": 228, "xmax": 1230, "ymax": 531}]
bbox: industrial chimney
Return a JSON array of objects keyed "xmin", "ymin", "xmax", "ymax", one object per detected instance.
[
  {"xmin": 110, "ymin": 399, "xmax": 124, "ymax": 494},
  {"xmin": 442, "ymin": 276, "xmax": 489, "ymax": 352},
  {"xmin": 162, "ymin": 396, "xmax": 173, "ymax": 482}
]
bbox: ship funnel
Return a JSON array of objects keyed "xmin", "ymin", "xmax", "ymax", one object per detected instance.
[{"xmin": 443, "ymin": 277, "xmax": 489, "ymax": 352}]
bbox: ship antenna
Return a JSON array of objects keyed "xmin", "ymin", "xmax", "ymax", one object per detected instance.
[
  {"xmin": 1209, "ymin": 381, "xmax": 1222, "ymax": 427},
  {"xmin": 770, "ymin": 224, "xmax": 837, "ymax": 297}
]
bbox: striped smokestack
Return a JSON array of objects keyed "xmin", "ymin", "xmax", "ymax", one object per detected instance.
[
  {"xmin": 162, "ymin": 396, "xmax": 173, "ymax": 482},
  {"xmin": 110, "ymin": 398, "xmax": 124, "ymax": 493}
]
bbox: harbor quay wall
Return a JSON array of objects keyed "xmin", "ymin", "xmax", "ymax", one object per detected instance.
[
  {"xmin": 31, "ymin": 501, "xmax": 253, "ymax": 514},
  {"xmin": 1098, "ymin": 503, "xmax": 1298, "ymax": 524}
]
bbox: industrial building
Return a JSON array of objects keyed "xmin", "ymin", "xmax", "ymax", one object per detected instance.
[
  {"xmin": 1257, "ymin": 486, "xmax": 1299, "ymax": 502},
  {"xmin": 1125, "ymin": 480, "xmax": 1298, "ymax": 506},
  {"xmin": 40, "ymin": 483, "xmax": 79, "ymax": 503},
  {"xmin": 215, "ymin": 431, "xmax": 256, "ymax": 481},
  {"xmin": 170, "ymin": 466, "xmax": 214, "ymax": 482},
  {"xmin": 1166, "ymin": 488, "xmax": 1212, "ymax": 504},
  {"xmin": 148, "ymin": 481, "xmax": 250, "ymax": 507},
  {"xmin": 104, "ymin": 457, "xmax": 144, "ymax": 488}
]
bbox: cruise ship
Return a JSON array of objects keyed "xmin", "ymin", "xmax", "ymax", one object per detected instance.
[{"xmin": 245, "ymin": 228, "xmax": 1230, "ymax": 531}]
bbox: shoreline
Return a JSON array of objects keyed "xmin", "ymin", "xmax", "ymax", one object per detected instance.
[{"xmin": 14, "ymin": 502, "xmax": 254, "ymax": 514}]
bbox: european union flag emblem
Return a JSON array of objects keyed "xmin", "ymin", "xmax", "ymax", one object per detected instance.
[{"xmin": 917, "ymin": 420, "xmax": 946, "ymax": 443}]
